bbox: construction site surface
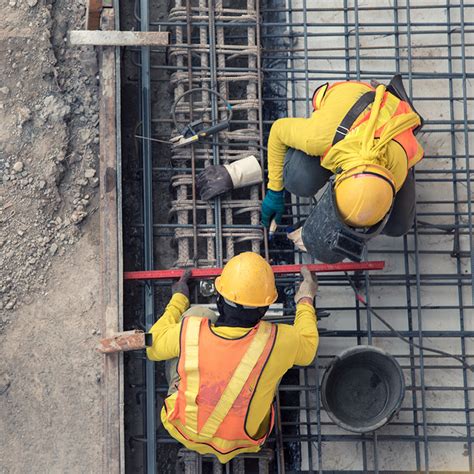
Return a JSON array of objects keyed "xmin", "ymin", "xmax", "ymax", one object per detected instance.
[{"xmin": 1, "ymin": 1, "xmax": 473, "ymax": 474}]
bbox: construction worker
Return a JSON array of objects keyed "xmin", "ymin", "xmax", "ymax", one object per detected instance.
[
  {"xmin": 260, "ymin": 75, "xmax": 424, "ymax": 262},
  {"xmin": 146, "ymin": 252, "xmax": 318, "ymax": 463}
]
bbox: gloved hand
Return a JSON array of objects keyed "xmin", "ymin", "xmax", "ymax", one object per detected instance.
[
  {"xmin": 287, "ymin": 227, "xmax": 308, "ymax": 252},
  {"xmin": 261, "ymin": 189, "xmax": 285, "ymax": 227},
  {"xmin": 197, "ymin": 165, "xmax": 233, "ymax": 200},
  {"xmin": 294, "ymin": 266, "xmax": 318, "ymax": 304},
  {"xmin": 197, "ymin": 156, "xmax": 263, "ymax": 201},
  {"xmin": 172, "ymin": 269, "xmax": 192, "ymax": 298}
]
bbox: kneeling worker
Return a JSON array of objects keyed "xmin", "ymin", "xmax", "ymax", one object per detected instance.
[
  {"xmin": 146, "ymin": 252, "xmax": 318, "ymax": 463},
  {"xmin": 261, "ymin": 75, "xmax": 425, "ymax": 262}
]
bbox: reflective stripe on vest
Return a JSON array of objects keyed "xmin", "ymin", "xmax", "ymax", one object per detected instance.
[
  {"xmin": 168, "ymin": 317, "xmax": 277, "ymax": 452},
  {"xmin": 182, "ymin": 317, "xmax": 201, "ymax": 435}
]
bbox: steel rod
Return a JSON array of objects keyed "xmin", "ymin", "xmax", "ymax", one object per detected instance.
[
  {"xmin": 138, "ymin": 0, "xmax": 156, "ymax": 471},
  {"xmin": 124, "ymin": 261, "xmax": 385, "ymax": 280}
]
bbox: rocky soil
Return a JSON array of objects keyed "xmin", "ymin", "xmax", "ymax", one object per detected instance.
[
  {"xmin": 1, "ymin": 0, "xmax": 99, "ymax": 325},
  {"xmin": 1, "ymin": 0, "xmax": 103, "ymax": 471}
]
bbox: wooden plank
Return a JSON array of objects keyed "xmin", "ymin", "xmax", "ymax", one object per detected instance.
[
  {"xmin": 69, "ymin": 30, "xmax": 169, "ymax": 46},
  {"xmin": 86, "ymin": 0, "xmax": 102, "ymax": 31},
  {"xmin": 99, "ymin": 8, "xmax": 124, "ymax": 474}
]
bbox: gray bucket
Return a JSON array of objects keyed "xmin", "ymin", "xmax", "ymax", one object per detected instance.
[{"xmin": 321, "ymin": 346, "xmax": 405, "ymax": 433}]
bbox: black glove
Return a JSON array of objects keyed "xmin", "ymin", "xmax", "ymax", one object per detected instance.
[
  {"xmin": 172, "ymin": 269, "xmax": 192, "ymax": 298},
  {"xmin": 197, "ymin": 165, "xmax": 233, "ymax": 200}
]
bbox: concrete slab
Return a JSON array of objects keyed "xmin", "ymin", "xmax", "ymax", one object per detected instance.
[{"xmin": 283, "ymin": 0, "xmax": 474, "ymax": 471}]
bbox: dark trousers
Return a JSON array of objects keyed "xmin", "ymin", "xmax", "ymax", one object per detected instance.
[{"xmin": 283, "ymin": 148, "xmax": 416, "ymax": 237}]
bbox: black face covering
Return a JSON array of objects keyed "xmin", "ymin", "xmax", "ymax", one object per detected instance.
[{"xmin": 214, "ymin": 295, "xmax": 269, "ymax": 328}]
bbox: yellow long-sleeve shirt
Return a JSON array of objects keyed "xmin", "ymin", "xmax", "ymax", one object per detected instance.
[
  {"xmin": 267, "ymin": 81, "xmax": 422, "ymax": 192},
  {"xmin": 147, "ymin": 293, "xmax": 318, "ymax": 462}
]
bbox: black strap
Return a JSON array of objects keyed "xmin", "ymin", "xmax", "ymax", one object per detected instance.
[
  {"xmin": 386, "ymin": 74, "xmax": 424, "ymax": 135},
  {"xmin": 357, "ymin": 171, "xmax": 396, "ymax": 197},
  {"xmin": 332, "ymin": 91, "xmax": 376, "ymax": 146}
]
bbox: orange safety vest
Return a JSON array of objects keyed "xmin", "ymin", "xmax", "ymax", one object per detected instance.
[
  {"xmin": 313, "ymin": 82, "xmax": 424, "ymax": 170},
  {"xmin": 164, "ymin": 316, "xmax": 277, "ymax": 456}
]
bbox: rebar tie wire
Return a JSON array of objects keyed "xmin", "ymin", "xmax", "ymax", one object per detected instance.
[
  {"xmin": 344, "ymin": 272, "xmax": 473, "ymax": 372},
  {"xmin": 171, "ymin": 87, "xmax": 233, "ymax": 131},
  {"xmin": 135, "ymin": 87, "xmax": 233, "ymax": 145}
]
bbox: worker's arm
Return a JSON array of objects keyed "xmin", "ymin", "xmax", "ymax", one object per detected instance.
[
  {"xmin": 146, "ymin": 293, "xmax": 189, "ymax": 361},
  {"xmin": 292, "ymin": 268, "xmax": 319, "ymax": 366},
  {"xmin": 267, "ymin": 116, "xmax": 327, "ymax": 191},
  {"xmin": 293, "ymin": 300, "xmax": 318, "ymax": 366},
  {"xmin": 146, "ymin": 270, "xmax": 193, "ymax": 361}
]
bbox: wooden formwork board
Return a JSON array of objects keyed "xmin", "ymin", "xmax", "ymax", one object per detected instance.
[
  {"xmin": 99, "ymin": 8, "xmax": 124, "ymax": 474},
  {"xmin": 86, "ymin": 0, "xmax": 103, "ymax": 30},
  {"xmin": 69, "ymin": 30, "xmax": 169, "ymax": 46}
]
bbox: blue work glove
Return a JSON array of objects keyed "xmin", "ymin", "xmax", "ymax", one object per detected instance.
[{"xmin": 261, "ymin": 189, "xmax": 285, "ymax": 227}]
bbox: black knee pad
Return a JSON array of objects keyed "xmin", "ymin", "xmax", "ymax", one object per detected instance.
[
  {"xmin": 283, "ymin": 148, "xmax": 328, "ymax": 197},
  {"xmin": 383, "ymin": 221, "xmax": 413, "ymax": 237},
  {"xmin": 383, "ymin": 197, "xmax": 415, "ymax": 237}
]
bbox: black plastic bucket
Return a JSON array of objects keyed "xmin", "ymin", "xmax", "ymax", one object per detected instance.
[{"xmin": 321, "ymin": 346, "xmax": 405, "ymax": 433}]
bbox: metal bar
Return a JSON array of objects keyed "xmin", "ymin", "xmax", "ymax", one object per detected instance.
[
  {"xmin": 405, "ymin": 3, "xmax": 429, "ymax": 472},
  {"xmin": 185, "ymin": 0, "xmax": 199, "ymax": 265},
  {"xmin": 459, "ymin": 0, "xmax": 474, "ymax": 305},
  {"xmin": 273, "ymin": 392, "xmax": 286, "ymax": 474},
  {"xmin": 208, "ymin": 0, "xmax": 224, "ymax": 266},
  {"xmin": 458, "ymin": 1, "xmax": 474, "ymax": 469},
  {"xmin": 255, "ymin": 0, "xmax": 270, "ymax": 262},
  {"xmin": 138, "ymin": 0, "xmax": 156, "ymax": 472},
  {"xmin": 124, "ymin": 261, "xmax": 386, "ymax": 280}
]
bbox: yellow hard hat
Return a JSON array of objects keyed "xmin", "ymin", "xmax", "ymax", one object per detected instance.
[
  {"xmin": 215, "ymin": 252, "xmax": 278, "ymax": 307},
  {"xmin": 334, "ymin": 164, "xmax": 396, "ymax": 228}
]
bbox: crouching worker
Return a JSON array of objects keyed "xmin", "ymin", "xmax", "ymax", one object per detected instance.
[
  {"xmin": 146, "ymin": 252, "xmax": 318, "ymax": 463},
  {"xmin": 261, "ymin": 75, "xmax": 425, "ymax": 263}
]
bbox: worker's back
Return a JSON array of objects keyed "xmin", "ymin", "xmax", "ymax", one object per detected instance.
[
  {"xmin": 267, "ymin": 80, "xmax": 423, "ymax": 193},
  {"xmin": 147, "ymin": 255, "xmax": 319, "ymax": 464},
  {"xmin": 151, "ymin": 296, "xmax": 318, "ymax": 463}
]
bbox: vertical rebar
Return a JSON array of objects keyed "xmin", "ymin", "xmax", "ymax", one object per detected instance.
[
  {"xmin": 185, "ymin": 0, "xmax": 199, "ymax": 266},
  {"xmin": 216, "ymin": 0, "xmax": 235, "ymax": 260},
  {"xmin": 406, "ymin": 2, "xmax": 430, "ymax": 472},
  {"xmin": 255, "ymin": 0, "xmax": 270, "ymax": 261},
  {"xmin": 395, "ymin": 2, "xmax": 421, "ymax": 470},
  {"xmin": 247, "ymin": 0, "xmax": 261, "ymax": 255},
  {"xmin": 457, "ymin": 0, "xmax": 474, "ymax": 469},
  {"xmin": 199, "ymin": 0, "xmax": 216, "ymax": 265},
  {"xmin": 208, "ymin": 0, "xmax": 224, "ymax": 267},
  {"xmin": 139, "ymin": 1, "xmax": 156, "ymax": 471},
  {"xmin": 175, "ymin": 0, "xmax": 190, "ymax": 266}
]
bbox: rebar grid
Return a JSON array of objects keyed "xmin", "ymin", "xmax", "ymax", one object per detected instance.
[
  {"xmin": 260, "ymin": 1, "xmax": 474, "ymax": 472},
  {"xmin": 166, "ymin": 0, "xmax": 265, "ymax": 268},
  {"xmin": 124, "ymin": 0, "xmax": 474, "ymax": 472}
]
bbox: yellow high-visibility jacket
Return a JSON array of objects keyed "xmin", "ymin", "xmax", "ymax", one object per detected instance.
[
  {"xmin": 147, "ymin": 293, "xmax": 318, "ymax": 463},
  {"xmin": 267, "ymin": 81, "xmax": 423, "ymax": 192}
]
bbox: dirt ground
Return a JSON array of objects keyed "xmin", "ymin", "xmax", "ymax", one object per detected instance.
[{"xmin": 1, "ymin": 0, "xmax": 103, "ymax": 471}]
